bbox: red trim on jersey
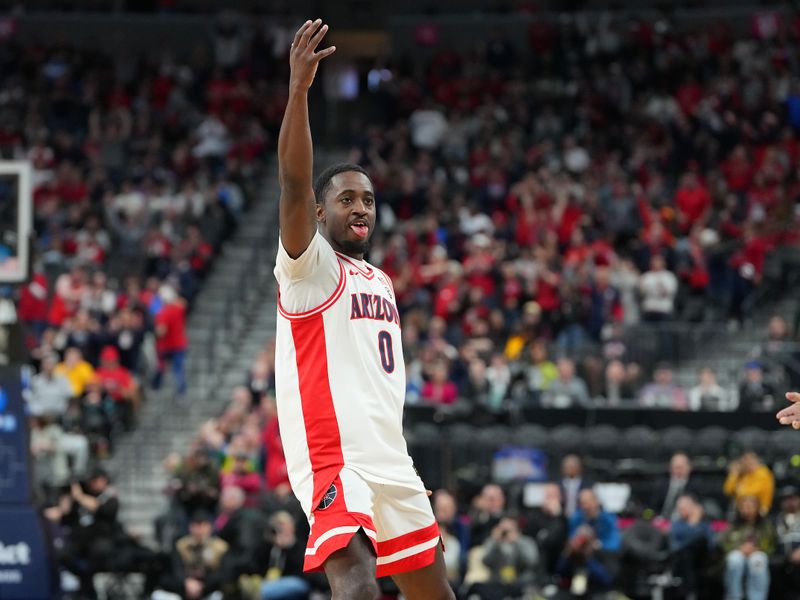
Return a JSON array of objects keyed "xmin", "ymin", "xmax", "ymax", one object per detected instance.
[
  {"xmin": 290, "ymin": 315, "xmax": 345, "ymax": 510},
  {"xmin": 376, "ymin": 521, "xmax": 440, "ymax": 556},
  {"xmin": 278, "ymin": 260, "xmax": 346, "ymax": 320},
  {"xmin": 336, "ymin": 253, "xmax": 375, "ymax": 279}
]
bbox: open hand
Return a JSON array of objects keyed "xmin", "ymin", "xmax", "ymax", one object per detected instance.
[
  {"xmin": 289, "ymin": 19, "xmax": 336, "ymax": 91},
  {"xmin": 777, "ymin": 392, "xmax": 800, "ymax": 429}
]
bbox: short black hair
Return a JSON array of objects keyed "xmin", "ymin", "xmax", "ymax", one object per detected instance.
[{"xmin": 313, "ymin": 163, "xmax": 371, "ymax": 205}]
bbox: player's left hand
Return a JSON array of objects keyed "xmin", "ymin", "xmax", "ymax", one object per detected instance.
[{"xmin": 777, "ymin": 392, "xmax": 800, "ymax": 429}]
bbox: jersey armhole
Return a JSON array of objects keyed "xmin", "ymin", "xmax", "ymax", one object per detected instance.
[{"xmin": 277, "ymin": 259, "xmax": 347, "ymax": 321}]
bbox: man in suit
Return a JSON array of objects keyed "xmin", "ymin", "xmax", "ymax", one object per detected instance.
[
  {"xmin": 652, "ymin": 452, "xmax": 698, "ymax": 519},
  {"xmin": 560, "ymin": 455, "xmax": 593, "ymax": 517}
]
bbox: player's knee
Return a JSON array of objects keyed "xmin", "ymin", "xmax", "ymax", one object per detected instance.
[{"xmin": 331, "ymin": 576, "xmax": 380, "ymax": 600}]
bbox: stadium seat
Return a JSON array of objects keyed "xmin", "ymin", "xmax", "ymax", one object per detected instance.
[
  {"xmin": 510, "ymin": 423, "xmax": 549, "ymax": 449},
  {"xmin": 730, "ymin": 427, "xmax": 772, "ymax": 460},
  {"xmin": 548, "ymin": 424, "xmax": 584, "ymax": 460},
  {"xmin": 621, "ymin": 426, "xmax": 662, "ymax": 462},
  {"xmin": 658, "ymin": 426, "xmax": 694, "ymax": 460},
  {"xmin": 692, "ymin": 426, "xmax": 730, "ymax": 462}
]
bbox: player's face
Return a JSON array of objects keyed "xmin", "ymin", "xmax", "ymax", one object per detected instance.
[{"xmin": 318, "ymin": 171, "xmax": 376, "ymax": 257}]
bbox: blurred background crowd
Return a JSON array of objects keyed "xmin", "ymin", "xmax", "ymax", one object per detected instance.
[{"xmin": 5, "ymin": 1, "xmax": 800, "ymax": 599}]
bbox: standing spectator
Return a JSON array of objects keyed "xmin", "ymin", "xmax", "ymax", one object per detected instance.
[
  {"xmin": 568, "ymin": 488, "xmax": 621, "ymax": 553},
  {"xmin": 738, "ymin": 361, "xmax": 777, "ymax": 411},
  {"xmin": 638, "ymin": 363, "xmax": 688, "ymax": 410},
  {"xmin": 652, "ymin": 453, "xmax": 699, "ymax": 519},
  {"xmin": 669, "ymin": 493, "xmax": 714, "ymax": 599},
  {"xmin": 774, "ymin": 485, "xmax": 800, "ymax": 597},
  {"xmin": 689, "ymin": 367, "xmax": 731, "ymax": 411},
  {"xmin": 724, "ymin": 450, "xmax": 775, "ymax": 515},
  {"xmin": 720, "ymin": 495, "xmax": 776, "ymax": 600},
  {"xmin": 560, "ymin": 455, "xmax": 593, "ymax": 518},
  {"xmin": 469, "ymin": 484, "xmax": 507, "ymax": 547},
  {"xmin": 28, "ymin": 353, "xmax": 73, "ymax": 418},
  {"xmin": 153, "ymin": 284, "xmax": 188, "ymax": 398},
  {"xmin": 541, "ymin": 358, "xmax": 590, "ymax": 408},
  {"xmin": 522, "ymin": 482, "xmax": 568, "ymax": 576},
  {"xmin": 639, "ymin": 254, "xmax": 678, "ymax": 322}
]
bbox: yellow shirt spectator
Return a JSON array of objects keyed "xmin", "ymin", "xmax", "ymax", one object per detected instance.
[
  {"xmin": 54, "ymin": 348, "xmax": 96, "ymax": 397},
  {"xmin": 723, "ymin": 452, "xmax": 774, "ymax": 514}
]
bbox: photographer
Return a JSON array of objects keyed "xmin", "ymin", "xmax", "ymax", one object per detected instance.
[
  {"xmin": 555, "ymin": 525, "xmax": 614, "ymax": 596},
  {"xmin": 467, "ymin": 516, "xmax": 539, "ymax": 600}
]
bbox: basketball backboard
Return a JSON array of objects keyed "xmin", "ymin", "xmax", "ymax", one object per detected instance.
[{"xmin": 0, "ymin": 162, "xmax": 31, "ymax": 285}]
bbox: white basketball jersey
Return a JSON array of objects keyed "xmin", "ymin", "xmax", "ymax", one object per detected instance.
[{"xmin": 274, "ymin": 231, "xmax": 424, "ymax": 517}]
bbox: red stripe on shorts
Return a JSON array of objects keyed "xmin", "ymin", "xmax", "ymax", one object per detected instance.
[{"xmin": 291, "ymin": 315, "xmax": 345, "ymax": 509}]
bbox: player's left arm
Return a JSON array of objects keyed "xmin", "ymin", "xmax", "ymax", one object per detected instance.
[{"xmin": 777, "ymin": 392, "xmax": 800, "ymax": 429}]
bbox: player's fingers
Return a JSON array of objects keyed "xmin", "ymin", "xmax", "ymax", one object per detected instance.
[
  {"xmin": 308, "ymin": 22, "xmax": 329, "ymax": 50},
  {"xmin": 787, "ymin": 391, "xmax": 800, "ymax": 403},
  {"xmin": 314, "ymin": 45, "xmax": 336, "ymax": 61},
  {"xmin": 793, "ymin": 420, "xmax": 800, "ymax": 430},
  {"xmin": 293, "ymin": 20, "xmax": 312, "ymax": 46},
  {"xmin": 300, "ymin": 18, "xmax": 322, "ymax": 48}
]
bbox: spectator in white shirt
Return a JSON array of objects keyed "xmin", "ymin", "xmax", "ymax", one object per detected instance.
[
  {"xmin": 639, "ymin": 254, "xmax": 678, "ymax": 322},
  {"xmin": 28, "ymin": 353, "xmax": 73, "ymax": 418},
  {"xmin": 689, "ymin": 367, "xmax": 731, "ymax": 411}
]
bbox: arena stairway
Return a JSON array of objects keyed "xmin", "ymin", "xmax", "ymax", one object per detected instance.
[{"xmin": 107, "ymin": 161, "xmax": 281, "ymax": 541}]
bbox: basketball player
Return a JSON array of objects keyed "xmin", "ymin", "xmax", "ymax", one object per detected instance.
[
  {"xmin": 778, "ymin": 392, "xmax": 800, "ymax": 428},
  {"xmin": 273, "ymin": 19, "xmax": 455, "ymax": 600}
]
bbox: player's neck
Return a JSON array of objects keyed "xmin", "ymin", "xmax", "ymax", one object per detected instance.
[{"xmin": 323, "ymin": 231, "xmax": 365, "ymax": 261}]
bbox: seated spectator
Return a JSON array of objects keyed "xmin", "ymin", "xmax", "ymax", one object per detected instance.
[
  {"xmin": 469, "ymin": 483, "xmax": 507, "ymax": 547},
  {"xmin": 30, "ymin": 416, "xmax": 70, "ymax": 489},
  {"xmin": 80, "ymin": 380, "xmax": 114, "ymax": 457},
  {"xmin": 720, "ymin": 495, "xmax": 776, "ymax": 600},
  {"xmin": 55, "ymin": 346, "xmax": 96, "ymax": 398},
  {"xmin": 603, "ymin": 359, "xmax": 636, "ymax": 405},
  {"xmin": 95, "ymin": 345, "xmax": 139, "ymax": 430},
  {"xmin": 568, "ymin": 488, "xmax": 621, "ymax": 553},
  {"xmin": 28, "ymin": 352, "xmax": 73, "ymax": 418},
  {"xmin": 652, "ymin": 452, "xmax": 700, "ymax": 519},
  {"xmin": 520, "ymin": 339, "xmax": 558, "ymax": 402},
  {"xmin": 215, "ymin": 486, "xmax": 266, "ymax": 570},
  {"xmin": 421, "ymin": 360, "xmax": 459, "ymax": 405},
  {"xmin": 555, "ymin": 524, "xmax": 615, "ymax": 596},
  {"xmin": 689, "ymin": 367, "xmax": 731, "ymax": 411},
  {"xmin": 154, "ymin": 511, "xmax": 231, "ymax": 600},
  {"xmin": 774, "ymin": 485, "xmax": 800, "ymax": 597},
  {"xmin": 467, "ymin": 516, "xmax": 538, "ymax": 600},
  {"xmin": 173, "ymin": 447, "xmax": 221, "ymax": 519},
  {"xmin": 522, "ymin": 482, "xmax": 568, "ymax": 576},
  {"xmin": 724, "ymin": 450, "xmax": 775, "ymax": 515},
  {"xmin": 639, "ymin": 254, "xmax": 678, "ymax": 322},
  {"xmin": 738, "ymin": 361, "xmax": 777, "ymax": 411},
  {"xmin": 241, "ymin": 511, "xmax": 309, "ymax": 600},
  {"xmin": 669, "ymin": 493, "xmax": 714, "ymax": 599},
  {"xmin": 220, "ymin": 444, "xmax": 262, "ymax": 507},
  {"xmin": 560, "ymin": 455, "xmax": 593, "ymax": 518},
  {"xmin": 541, "ymin": 357, "xmax": 589, "ymax": 408},
  {"xmin": 638, "ymin": 363, "xmax": 688, "ymax": 410}
]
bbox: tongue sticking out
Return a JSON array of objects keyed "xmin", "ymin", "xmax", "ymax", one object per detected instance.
[{"xmin": 351, "ymin": 224, "xmax": 368, "ymax": 239}]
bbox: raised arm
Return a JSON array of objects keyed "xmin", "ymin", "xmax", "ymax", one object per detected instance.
[{"xmin": 278, "ymin": 19, "xmax": 336, "ymax": 258}]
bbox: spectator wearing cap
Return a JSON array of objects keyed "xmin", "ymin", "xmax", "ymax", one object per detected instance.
[
  {"xmin": 774, "ymin": 485, "xmax": 800, "ymax": 597},
  {"xmin": 55, "ymin": 347, "xmax": 96, "ymax": 398},
  {"xmin": 739, "ymin": 361, "xmax": 777, "ymax": 411},
  {"xmin": 155, "ymin": 510, "xmax": 231, "ymax": 600},
  {"xmin": 28, "ymin": 352, "xmax": 73, "ymax": 418},
  {"xmin": 95, "ymin": 345, "xmax": 139, "ymax": 431},
  {"xmin": 153, "ymin": 284, "xmax": 188, "ymax": 398},
  {"xmin": 724, "ymin": 450, "xmax": 775, "ymax": 515}
]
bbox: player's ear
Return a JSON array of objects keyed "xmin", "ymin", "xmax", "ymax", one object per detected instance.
[{"xmin": 315, "ymin": 200, "xmax": 325, "ymax": 223}]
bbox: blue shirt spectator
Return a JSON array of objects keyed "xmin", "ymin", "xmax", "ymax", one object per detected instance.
[{"xmin": 568, "ymin": 489, "xmax": 621, "ymax": 552}]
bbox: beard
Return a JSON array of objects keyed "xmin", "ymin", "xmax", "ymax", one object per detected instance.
[{"xmin": 337, "ymin": 238, "xmax": 370, "ymax": 256}]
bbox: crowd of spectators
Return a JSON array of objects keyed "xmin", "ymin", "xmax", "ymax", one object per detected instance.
[{"xmin": 335, "ymin": 13, "xmax": 800, "ymax": 418}]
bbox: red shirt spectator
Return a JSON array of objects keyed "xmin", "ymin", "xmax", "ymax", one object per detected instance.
[
  {"xmin": 95, "ymin": 346, "xmax": 135, "ymax": 402},
  {"xmin": 156, "ymin": 290, "xmax": 187, "ymax": 353},
  {"xmin": 18, "ymin": 272, "xmax": 49, "ymax": 324},
  {"xmin": 674, "ymin": 172, "xmax": 711, "ymax": 231},
  {"xmin": 421, "ymin": 362, "xmax": 458, "ymax": 405}
]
